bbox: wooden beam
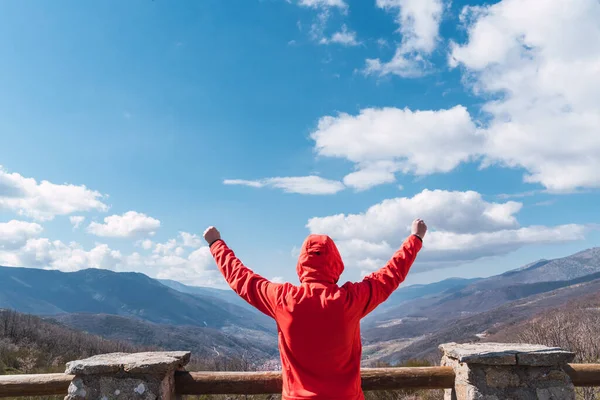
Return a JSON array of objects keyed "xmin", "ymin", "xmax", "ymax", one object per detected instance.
[
  {"xmin": 0, "ymin": 364, "xmax": 599, "ymax": 397},
  {"xmin": 175, "ymin": 370, "xmax": 282, "ymax": 395},
  {"xmin": 565, "ymin": 364, "xmax": 600, "ymax": 387},
  {"xmin": 0, "ymin": 373, "xmax": 72, "ymax": 397},
  {"xmin": 362, "ymin": 367, "xmax": 455, "ymax": 390},
  {"xmin": 174, "ymin": 367, "xmax": 456, "ymax": 395}
]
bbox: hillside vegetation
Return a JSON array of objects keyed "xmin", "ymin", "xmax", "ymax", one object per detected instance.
[
  {"xmin": 490, "ymin": 292, "xmax": 600, "ymax": 400},
  {"xmin": 0, "ymin": 309, "xmax": 440, "ymax": 400},
  {"xmin": 0, "ymin": 309, "xmax": 141, "ymax": 375},
  {"xmin": 2, "ymin": 247, "xmax": 600, "ymax": 399}
]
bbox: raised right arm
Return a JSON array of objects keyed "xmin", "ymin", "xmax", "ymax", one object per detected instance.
[{"xmin": 344, "ymin": 219, "xmax": 427, "ymax": 318}]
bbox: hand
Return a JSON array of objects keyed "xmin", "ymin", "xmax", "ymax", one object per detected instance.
[
  {"xmin": 411, "ymin": 219, "xmax": 427, "ymax": 239},
  {"xmin": 203, "ymin": 226, "xmax": 221, "ymax": 245}
]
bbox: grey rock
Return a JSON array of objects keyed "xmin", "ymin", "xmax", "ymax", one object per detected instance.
[
  {"xmin": 65, "ymin": 351, "xmax": 191, "ymax": 375},
  {"xmin": 485, "ymin": 367, "xmax": 520, "ymax": 388},
  {"xmin": 441, "ymin": 343, "xmax": 576, "ymax": 400},
  {"xmin": 536, "ymin": 386, "xmax": 576, "ymax": 400},
  {"xmin": 517, "ymin": 351, "xmax": 575, "ymax": 366},
  {"xmin": 65, "ymin": 375, "xmax": 164, "ymax": 400},
  {"xmin": 439, "ymin": 342, "xmax": 574, "ymax": 366}
]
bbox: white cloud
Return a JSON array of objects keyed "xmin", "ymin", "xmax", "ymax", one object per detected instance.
[
  {"xmin": 309, "ymin": 9, "xmax": 332, "ymax": 44},
  {"xmin": 0, "ymin": 166, "xmax": 108, "ymax": 221},
  {"xmin": 421, "ymin": 225, "xmax": 586, "ymax": 263},
  {"xmin": 131, "ymin": 235, "xmax": 220, "ymax": 286},
  {"xmin": 266, "ymin": 176, "xmax": 344, "ymax": 194},
  {"xmin": 310, "ymin": 105, "xmax": 480, "ymax": 190},
  {"xmin": 342, "ymin": 161, "xmax": 399, "ymax": 191},
  {"xmin": 378, "ymin": 0, "xmax": 443, "ymax": 52},
  {"xmin": 298, "ymin": 0, "xmax": 347, "ymax": 10},
  {"xmin": 496, "ymin": 191, "xmax": 542, "ymax": 200},
  {"xmin": 365, "ymin": 51, "xmax": 427, "ymax": 78},
  {"xmin": 153, "ymin": 233, "xmax": 202, "ymax": 256},
  {"xmin": 115, "ymin": 232, "xmax": 217, "ymax": 285},
  {"xmin": 224, "ymin": 176, "xmax": 345, "ymax": 195},
  {"xmin": 223, "ymin": 179, "xmax": 264, "ymax": 188},
  {"xmin": 366, "ymin": 0, "xmax": 444, "ymax": 77},
  {"xmin": 326, "ymin": 0, "xmax": 600, "ymax": 193},
  {"xmin": 297, "ymin": 0, "xmax": 352, "ymax": 46},
  {"xmin": 271, "ymin": 276, "xmax": 285, "ymax": 284},
  {"xmin": 70, "ymin": 216, "xmax": 85, "ymax": 230},
  {"xmin": 154, "ymin": 247, "xmax": 221, "ymax": 287},
  {"xmin": 306, "ymin": 189, "xmax": 587, "ymax": 273},
  {"xmin": 320, "ymin": 25, "xmax": 360, "ymax": 46},
  {"xmin": 0, "ymin": 231, "xmax": 221, "ymax": 286},
  {"xmin": 153, "ymin": 239, "xmax": 177, "ymax": 255},
  {"xmin": 87, "ymin": 211, "xmax": 160, "ymax": 238},
  {"xmin": 377, "ymin": 38, "xmax": 389, "ymax": 48},
  {"xmin": 0, "ymin": 239, "xmax": 123, "ymax": 272},
  {"xmin": 137, "ymin": 239, "xmax": 154, "ymax": 250},
  {"xmin": 305, "ymin": 0, "xmax": 600, "ymax": 193},
  {"xmin": 308, "ymin": 189, "xmax": 521, "ymax": 239},
  {"xmin": 179, "ymin": 232, "xmax": 204, "ymax": 249},
  {"xmin": 0, "ymin": 220, "xmax": 43, "ymax": 250},
  {"xmin": 449, "ymin": 0, "xmax": 600, "ymax": 192}
]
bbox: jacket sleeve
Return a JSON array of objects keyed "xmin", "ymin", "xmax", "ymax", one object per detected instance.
[
  {"xmin": 209, "ymin": 239, "xmax": 282, "ymax": 319},
  {"xmin": 344, "ymin": 235, "xmax": 422, "ymax": 318}
]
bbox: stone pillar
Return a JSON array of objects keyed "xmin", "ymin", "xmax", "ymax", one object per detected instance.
[
  {"xmin": 64, "ymin": 351, "xmax": 190, "ymax": 400},
  {"xmin": 440, "ymin": 342, "xmax": 576, "ymax": 400}
]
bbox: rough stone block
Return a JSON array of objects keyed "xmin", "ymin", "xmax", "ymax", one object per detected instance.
[
  {"xmin": 439, "ymin": 342, "xmax": 574, "ymax": 366},
  {"xmin": 64, "ymin": 351, "xmax": 190, "ymax": 400},
  {"xmin": 485, "ymin": 367, "xmax": 520, "ymax": 388},
  {"xmin": 66, "ymin": 351, "xmax": 191, "ymax": 375},
  {"xmin": 66, "ymin": 375, "xmax": 167, "ymax": 400},
  {"xmin": 536, "ymin": 386, "xmax": 576, "ymax": 400},
  {"xmin": 517, "ymin": 351, "xmax": 575, "ymax": 366},
  {"xmin": 440, "ymin": 343, "xmax": 576, "ymax": 400}
]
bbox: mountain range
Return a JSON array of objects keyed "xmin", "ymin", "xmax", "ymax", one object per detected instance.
[
  {"xmin": 361, "ymin": 247, "xmax": 600, "ymax": 364},
  {"xmin": 0, "ymin": 246, "xmax": 598, "ymax": 365},
  {"xmin": 0, "ymin": 266, "xmax": 272, "ymax": 330},
  {"xmin": 0, "ymin": 266, "xmax": 278, "ymax": 360}
]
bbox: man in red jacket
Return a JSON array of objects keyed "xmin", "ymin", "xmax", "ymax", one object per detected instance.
[{"xmin": 203, "ymin": 219, "xmax": 427, "ymax": 400}]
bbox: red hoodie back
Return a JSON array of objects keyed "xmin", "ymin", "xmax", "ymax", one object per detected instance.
[{"xmin": 210, "ymin": 234, "xmax": 422, "ymax": 399}]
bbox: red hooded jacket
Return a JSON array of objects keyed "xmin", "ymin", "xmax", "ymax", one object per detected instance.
[{"xmin": 210, "ymin": 234, "xmax": 422, "ymax": 399}]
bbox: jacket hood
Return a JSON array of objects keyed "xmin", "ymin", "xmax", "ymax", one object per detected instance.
[{"xmin": 296, "ymin": 234, "xmax": 344, "ymax": 284}]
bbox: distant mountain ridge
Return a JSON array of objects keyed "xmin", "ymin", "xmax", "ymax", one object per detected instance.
[
  {"xmin": 366, "ymin": 247, "xmax": 600, "ymax": 324},
  {"xmin": 2, "ymin": 245, "xmax": 599, "ymax": 366},
  {"xmin": 371, "ymin": 277, "xmax": 481, "ymax": 314},
  {"xmin": 375, "ymin": 275, "xmax": 600, "ymax": 364},
  {"xmin": 0, "ymin": 266, "xmax": 273, "ymax": 332},
  {"xmin": 361, "ymin": 246, "xmax": 600, "ymax": 365},
  {"xmin": 159, "ymin": 277, "xmax": 482, "ymax": 316},
  {"xmin": 52, "ymin": 313, "xmax": 278, "ymax": 360},
  {"xmin": 157, "ymin": 279, "xmax": 255, "ymax": 312},
  {"xmin": 478, "ymin": 247, "xmax": 600, "ymax": 287}
]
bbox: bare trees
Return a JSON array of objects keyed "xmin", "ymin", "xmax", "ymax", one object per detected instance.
[
  {"xmin": 517, "ymin": 295, "xmax": 600, "ymax": 399},
  {"xmin": 363, "ymin": 360, "xmax": 444, "ymax": 400},
  {"xmin": 0, "ymin": 310, "xmax": 141, "ymax": 375}
]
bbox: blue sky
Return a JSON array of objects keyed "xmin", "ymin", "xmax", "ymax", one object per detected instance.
[{"xmin": 0, "ymin": 0, "xmax": 599, "ymax": 287}]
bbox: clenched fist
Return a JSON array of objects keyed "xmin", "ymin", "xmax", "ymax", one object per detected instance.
[
  {"xmin": 411, "ymin": 219, "xmax": 427, "ymax": 240},
  {"xmin": 203, "ymin": 226, "xmax": 221, "ymax": 245}
]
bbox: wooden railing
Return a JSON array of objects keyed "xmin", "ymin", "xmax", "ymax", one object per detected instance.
[
  {"xmin": 0, "ymin": 364, "xmax": 599, "ymax": 397},
  {"xmin": 174, "ymin": 367, "xmax": 455, "ymax": 395}
]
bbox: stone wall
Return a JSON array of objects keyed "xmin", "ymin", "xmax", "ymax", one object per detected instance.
[
  {"xmin": 64, "ymin": 351, "xmax": 190, "ymax": 400},
  {"xmin": 61, "ymin": 343, "xmax": 578, "ymax": 399},
  {"xmin": 440, "ymin": 342, "xmax": 576, "ymax": 400}
]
